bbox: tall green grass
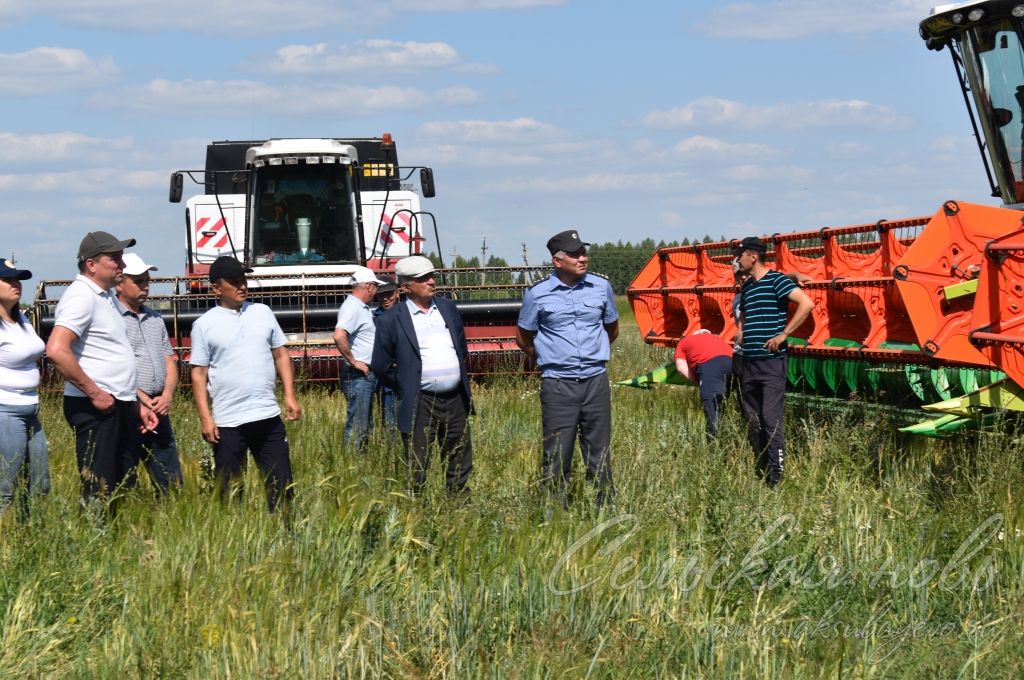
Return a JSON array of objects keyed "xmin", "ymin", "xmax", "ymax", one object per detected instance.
[{"xmin": 2, "ymin": 318, "xmax": 1024, "ymax": 677}]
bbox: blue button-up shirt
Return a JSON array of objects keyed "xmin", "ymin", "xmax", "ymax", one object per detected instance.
[{"xmin": 518, "ymin": 272, "xmax": 618, "ymax": 379}]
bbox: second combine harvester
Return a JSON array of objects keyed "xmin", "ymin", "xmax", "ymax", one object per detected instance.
[{"xmin": 628, "ymin": 0, "xmax": 1024, "ymax": 435}]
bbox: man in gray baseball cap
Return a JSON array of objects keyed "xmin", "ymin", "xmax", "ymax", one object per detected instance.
[
  {"xmin": 77, "ymin": 231, "xmax": 137, "ymax": 262},
  {"xmin": 47, "ymin": 231, "xmax": 157, "ymax": 511}
]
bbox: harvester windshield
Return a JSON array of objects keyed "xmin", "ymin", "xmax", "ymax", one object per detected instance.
[
  {"xmin": 921, "ymin": 2, "xmax": 1024, "ymax": 205},
  {"xmin": 962, "ymin": 18, "xmax": 1024, "ymax": 203},
  {"xmin": 250, "ymin": 161, "xmax": 360, "ymax": 265}
]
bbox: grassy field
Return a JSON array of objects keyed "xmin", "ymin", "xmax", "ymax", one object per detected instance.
[{"xmin": 3, "ymin": 309, "xmax": 1024, "ymax": 678}]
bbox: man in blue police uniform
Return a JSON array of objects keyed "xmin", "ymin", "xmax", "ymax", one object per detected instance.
[{"xmin": 516, "ymin": 229, "xmax": 618, "ymax": 507}]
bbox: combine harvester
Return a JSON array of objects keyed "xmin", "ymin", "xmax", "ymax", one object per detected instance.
[
  {"xmin": 627, "ymin": 0, "xmax": 1024, "ymax": 436},
  {"xmin": 33, "ymin": 135, "xmax": 539, "ymax": 380}
]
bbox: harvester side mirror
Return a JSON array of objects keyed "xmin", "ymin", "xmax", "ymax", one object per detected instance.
[
  {"xmin": 169, "ymin": 172, "xmax": 183, "ymax": 203},
  {"xmin": 992, "ymin": 107, "xmax": 1014, "ymax": 129},
  {"xmin": 420, "ymin": 168, "xmax": 436, "ymax": 198}
]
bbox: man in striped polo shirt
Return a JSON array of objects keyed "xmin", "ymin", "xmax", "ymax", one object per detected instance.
[
  {"xmin": 116, "ymin": 253, "xmax": 183, "ymax": 496},
  {"xmin": 734, "ymin": 236, "xmax": 814, "ymax": 487}
]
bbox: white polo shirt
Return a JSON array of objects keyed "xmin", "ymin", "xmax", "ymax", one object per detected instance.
[
  {"xmin": 335, "ymin": 294, "xmax": 375, "ymax": 364},
  {"xmin": 54, "ymin": 275, "xmax": 138, "ymax": 401},
  {"xmin": 189, "ymin": 302, "xmax": 286, "ymax": 427}
]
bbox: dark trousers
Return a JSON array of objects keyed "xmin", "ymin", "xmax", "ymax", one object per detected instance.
[
  {"xmin": 401, "ymin": 389, "xmax": 473, "ymax": 494},
  {"xmin": 739, "ymin": 357, "xmax": 787, "ymax": 486},
  {"xmin": 214, "ymin": 416, "xmax": 293, "ymax": 511},
  {"xmin": 540, "ymin": 373, "xmax": 613, "ymax": 506},
  {"xmin": 140, "ymin": 413, "xmax": 182, "ymax": 496},
  {"xmin": 696, "ymin": 355, "xmax": 733, "ymax": 437},
  {"xmin": 63, "ymin": 396, "xmax": 141, "ymax": 503}
]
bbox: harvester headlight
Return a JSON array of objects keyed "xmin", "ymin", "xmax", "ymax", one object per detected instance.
[
  {"xmin": 253, "ymin": 159, "xmax": 265, "ymax": 168},
  {"xmin": 952, "ymin": 12, "xmax": 964, "ymax": 23},
  {"xmin": 268, "ymin": 157, "xmax": 282, "ymax": 166},
  {"xmin": 967, "ymin": 8, "xmax": 985, "ymax": 21},
  {"xmin": 305, "ymin": 156, "xmax": 320, "ymax": 164},
  {"xmin": 322, "ymin": 156, "xmax": 336, "ymax": 164},
  {"xmin": 283, "ymin": 156, "xmax": 298, "ymax": 165},
  {"xmin": 1013, "ymin": 4, "xmax": 1024, "ymax": 17}
]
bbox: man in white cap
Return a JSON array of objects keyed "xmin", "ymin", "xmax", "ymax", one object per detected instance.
[
  {"xmin": 333, "ymin": 265, "xmax": 388, "ymax": 452},
  {"xmin": 371, "ymin": 256, "xmax": 473, "ymax": 495},
  {"xmin": 47, "ymin": 231, "xmax": 159, "ymax": 507},
  {"xmin": 115, "ymin": 253, "xmax": 183, "ymax": 495}
]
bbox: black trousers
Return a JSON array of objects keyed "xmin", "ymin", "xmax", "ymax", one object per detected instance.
[
  {"xmin": 539, "ymin": 373, "xmax": 613, "ymax": 506},
  {"xmin": 401, "ymin": 389, "xmax": 473, "ymax": 494},
  {"xmin": 63, "ymin": 396, "xmax": 141, "ymax": 503},
  {"xmin": 739, "ymin": 356, "xmax": 787, "ymax": 486},
  {"xmin": 214, "ymin": 416, "xmax": 293, "ymax": 511}
]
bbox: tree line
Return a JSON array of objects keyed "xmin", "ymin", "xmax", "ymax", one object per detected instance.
[{"xmin": 425, "ymin": 235, "xmax": 724, "ymax": 294}]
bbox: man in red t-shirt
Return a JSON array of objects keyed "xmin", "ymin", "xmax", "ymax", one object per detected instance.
[{"xmin": 675, "ymin": 330, "xmax": 734, "ymax": 437}]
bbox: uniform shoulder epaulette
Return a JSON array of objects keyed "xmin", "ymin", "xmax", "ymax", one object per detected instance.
[
  {"xmin": 589, "ymin": 271, "xmax": 609, "ymax": 281},
  {"xmin": 527, "ymin": 277, "xmax": 547, "ymax": 289}
]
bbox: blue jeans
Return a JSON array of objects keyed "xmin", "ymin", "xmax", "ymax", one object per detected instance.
[
  {"xmin": 140, "ymin": 413, "xmax": 183, "ymax": 496},
  {"xmin": 0, "ymin": 403, "xmax": 50, "ymax": 513},
  {"xmin": 340, "ymin": 366, "xmax": 377, "ymax": 451},
  {"xmin": 378, "ymin": 385, "xmax": 397, "ymax": 428}
]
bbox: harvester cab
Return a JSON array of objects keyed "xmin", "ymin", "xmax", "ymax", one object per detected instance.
[
  {"xmin": 170, "ymin": 134, "xmax": 433, "ymax": 279},
  {"xmin": 921, "ymin": 0, "xmax": 1024, "ymax": 206}
]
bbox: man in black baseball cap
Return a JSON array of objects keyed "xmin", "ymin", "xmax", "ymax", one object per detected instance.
[
  {"xmin": 517, "ymin": 228, "xmax": 619, "ymax": 508},
  {"xmin": 546, "ymin": 229, "xmax": 590, "ymax": 256},
  {"xmin": 77, "ymin": 231, "xmax": 136, "ymax": 262},
  {"xmin": 190, "ymin": 254, "xmax": 301, "ymax": 512},
  {"xmin": 208, "ymin": 256, "xmax": 254, "ymax": 283},
  {"xmin": 731, "ymin": 236, "xmax": 767, "ymax": 257},
  {"xmin": 732, "ymin": 233, "xmax": 814, "ymax": 488}
]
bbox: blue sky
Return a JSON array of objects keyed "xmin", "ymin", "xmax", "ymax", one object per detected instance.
[{"xmin": 0, "ymin": 0, "xmax": 994, "ymax": 283}]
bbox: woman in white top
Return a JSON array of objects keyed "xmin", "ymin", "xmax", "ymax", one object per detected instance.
[{"xmin": 0, "ymin": 259, "xmax": 49, "ymax": 516}]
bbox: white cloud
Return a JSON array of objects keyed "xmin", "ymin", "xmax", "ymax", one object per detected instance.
[
  {"xmin": 435, "ymin": 86, "xmax": 482, "ymax": 106},
  {"xmin": 488, "ymin": 171, "xmax": 688, "ymax": 193},
  {"xmin": 0, "ymin": 167, "xmax": 166, "ymax": 193},
  {"xmin": 420, "ymin": 118, "xmax": 561, "ymax": 141},
  {"xmin": 94, "ymin": 79, "xmax": 478, "ymax": 116},
  {"xmin": 0, "ymin": 47, "xmax": 118, "ymax": 96},
  {"xmin": 267, "ymin": 40, "xmax": 459, "ymax": 74},
  {"xmin": 643, "ymin": 96, "xmax": 912, "ymax": 131},
  {"xmin": 698, "ymin": 0, "xmax": 934, "ymax": 40},
  {"xmin": 394, "ymin": 0, "xmax": 565, "ymax": 9},
  {"xmin": 407, "ymin": 143, "xmax": 544, "ymax": 167},
  {"xmin": 0, "ymin": 132, "xmax": 134, "ymax": 165},
  {"xmin": 673, "ymin": 135, "xmax": 776, "ymax": 159},
  {"xmin": 0, "ymin": 0, "xmax": 562, "ymax": 33},
  {"xmin": 826, "ymin": 141, "xmax": 873, "ymax": 158},
  {"xmin": 724, "ymin": 164, "xmax": 810, "ymax": 181}
]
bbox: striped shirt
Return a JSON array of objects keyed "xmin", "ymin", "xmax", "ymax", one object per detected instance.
[
  {"xmin": 739, "ymin": 270, "xmax": 796, "ymax": 361},
  {"xmin": 122, "ymin": 304, "xmax": 173, "ymax": 395},
  {"xmin": 406, "ymin": 299, "xmax": 461, "ymax": 393}
]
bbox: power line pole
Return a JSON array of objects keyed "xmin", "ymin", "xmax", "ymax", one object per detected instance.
[
  {"xmin": 521, "ymin": 242, "xmax": 532, "ymax": 284},
  {"xmin": 451, "ymin": 246, "xmax": 458, "ymax": 287},
  {"xmin": 480, "ymin": 237, "xmax": 488, "ymax": 287}
]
